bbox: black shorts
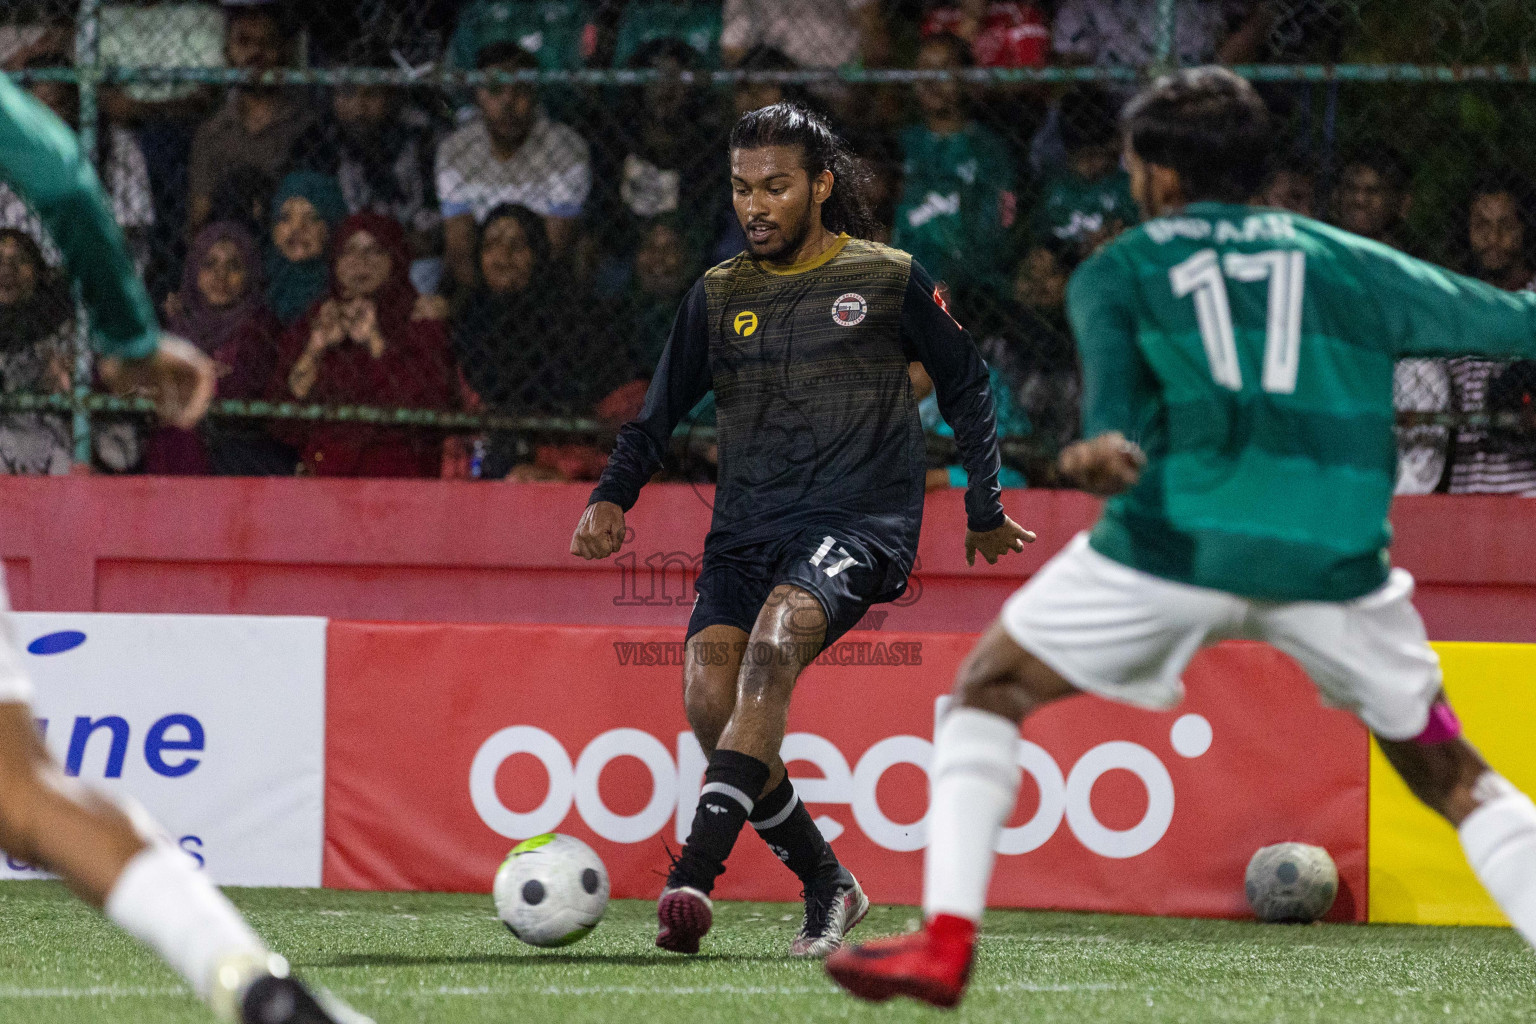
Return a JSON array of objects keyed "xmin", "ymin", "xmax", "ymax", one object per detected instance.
[{"xmin": 686, "ymin": 525, "xmax": 903, "ymax": 652}]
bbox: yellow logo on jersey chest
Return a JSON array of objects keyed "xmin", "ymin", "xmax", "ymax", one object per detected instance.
[{"xmin": 733, "ymin": 311, "xmax": 759, "ymax": 337}]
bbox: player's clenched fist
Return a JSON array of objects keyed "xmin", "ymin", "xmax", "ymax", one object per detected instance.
[
  {"xmin": 98, "ymin": 333, "xmax": 217, "ymax": 430},
  {"xmin": 1059, "ymin": 431, "xmax": 1146, "ymax": 497},
  {"xmin": 571, "ymin": 501, "xmax": 626, "ymax": 559}
]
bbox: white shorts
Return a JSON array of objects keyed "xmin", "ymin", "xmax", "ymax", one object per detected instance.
[
  {"xmin": 1001, "ymin": 533, "xmax": 1442, "ymax": 741},
  {"xmin": 0, "ymin": 572, "xmax": 31, "ymax": 704}
]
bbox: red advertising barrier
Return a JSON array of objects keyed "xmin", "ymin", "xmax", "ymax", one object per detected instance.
[
  {"xmin": 324, "ymin": 623, "xmax": 1368, "ymax": 920},
  {"xmin": 0, "ymin": 476, "xmax": 1532, "ymax": 641}
]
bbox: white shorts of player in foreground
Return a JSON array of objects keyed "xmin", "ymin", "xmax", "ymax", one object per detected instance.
[
  {"xmin": 1000, "ymin": 532, "xmax": 1441, "ymax": 740},
  {"xmin": 923, "ymin": 532, "xmax": 1536, "ymax": 950}
]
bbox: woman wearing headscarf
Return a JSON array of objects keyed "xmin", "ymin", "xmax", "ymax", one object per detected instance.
[
  {"xmin": 266, "ymin": 170, "xmax": 348, "ymax": 327},
  {"xmin": 453, "ymin": 204, "xmax": 634, "ymax": 480},
  {"xmin": 144, "ymin": 220, "xmax": 295, "ymax": 474},
  {"xmin": 454, "ymin": 205, "xmax": 560, "ymax": 410},
  {"xmin": 273, "ymin": 210, "xmax": 454, "ymax": 477}
]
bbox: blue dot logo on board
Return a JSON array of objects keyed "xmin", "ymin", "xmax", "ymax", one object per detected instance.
[{"xmin": 27, "ymin": 631, "xmax": 86, "ymax": 656}]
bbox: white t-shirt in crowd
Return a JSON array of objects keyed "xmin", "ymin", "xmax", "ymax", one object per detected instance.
[
  {"xmin": 1447, "ymin": 275, "xmax": 1536, "ymax": 495},
  {"xmin": 1051, "ymin": 0, "xmax": 1244, "ymax": 67},
  {"xmin": 1393, "ymin": 357, "xmax": 1451, "ymax": 496},
  {"xmin": 99, "ymin": 2, "xmax": 227, "ymax": 104},
  {"xmin": 435, "ymin": 113, "xmax": 591, "ymax": 223}
]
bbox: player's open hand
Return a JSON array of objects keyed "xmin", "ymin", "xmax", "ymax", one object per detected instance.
[
  {"xmin": 1059, "ymin": 431, "xmax": 1146, "ymax": 497},
  {"xmin": 98, "ymin": 333, "xmax": 216, "ymax": 430},
  {"xmin": 571, "ymin": 501, "xmax": 626, "ymax": 559},
  {"xmin": 965, "ymin": 514, "xmax": 1036, "ymax": 566}
]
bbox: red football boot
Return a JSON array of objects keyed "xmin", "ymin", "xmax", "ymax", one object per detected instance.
[{"xmin": 824, "ymin": 914, "xmax": 977, "ymax": 1009}]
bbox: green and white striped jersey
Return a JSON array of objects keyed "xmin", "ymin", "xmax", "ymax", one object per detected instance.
[{"xmin": 1069, "ymin": 201, "xmax": 1536, "ymax": 601}]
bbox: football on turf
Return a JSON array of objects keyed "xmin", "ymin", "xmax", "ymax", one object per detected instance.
[
  {"xmin": 494, "ymin": 833, "xmax": 610, "ymax": 947},
  {"xmin": 1245, "ymin": 842, "xmax": 1338, "ymax": 923}
]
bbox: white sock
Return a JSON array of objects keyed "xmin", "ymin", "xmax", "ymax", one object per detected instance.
[
  {"xmin": 1459, "ymin": 780, "xmax": 1536, "ymax": 947},
  {"xmin": 104, "ymin": 844, "xmax": 269, "ymax": 1002},
  {"xmin": 923, "ymin": 706, "xmax": 1021, "ymax": 924}
]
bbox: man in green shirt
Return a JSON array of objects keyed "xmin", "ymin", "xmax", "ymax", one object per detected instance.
[
  {"xmin": 830, "ymin": 67, "xmax": 1536, "ymax": 1008},
  {"xmin": 0, "ymin": 75, "xmax": 368, "ymax": 1024},
  {"xmin": 1029, "ymin": 84, "xmax": 1138, "ymax": 259},
  {"xmin": 892, "ymin": 33, "xmax": 1014, "ymax": 291}
]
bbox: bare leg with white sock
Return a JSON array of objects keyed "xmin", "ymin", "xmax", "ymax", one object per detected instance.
[
  {"xmin": 0, "ymin": 702, "xmax": 269, "ymax": 1012},
  {"xmin": 923, "ymin": 622, "xmax": 1080, "ymax": 926},
  {"xmin": 0, "ymin": 701, "xmax": 366, "ymax": 1023},
  {"xmin": 826, "ymin": 622, "xmax": 1079, "ymax": 1008},
  {"xmin": 1459, "ymin": 781, "xmax": 1536, "ymax": 945},
  {"xmin": 1378, "ymin": 720, "xmax": 1536, "ymax": 946},
  {"xmin": 105, "ymin": 843, "xmax": 279, "ymax": 1016},
  {"xmin": 922, "ymin": 707, "xmax": 1022, "ymax": 924}
]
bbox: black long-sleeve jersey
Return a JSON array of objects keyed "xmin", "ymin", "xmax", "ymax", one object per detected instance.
[{"xmin": 590, "ymin": 234, "xmax": 1005, "ymax": 584}]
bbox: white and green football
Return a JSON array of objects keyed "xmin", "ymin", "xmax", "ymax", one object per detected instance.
[
  {"xmin": 494, "ymin": 833, "xmax": 610, "ymax": 947},
  {"xmin": 1244, "ymin": 842, "xmax": 1338, "ymax": 923}
]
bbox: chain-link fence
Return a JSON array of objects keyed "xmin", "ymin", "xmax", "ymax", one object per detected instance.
[{"xmin": 0, "ymin": 1, "xmax": 1534, "ymax": 489}]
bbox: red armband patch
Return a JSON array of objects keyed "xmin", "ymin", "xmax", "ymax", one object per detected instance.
[{"xmin": 933, "ymin": 285, "xmax": 962, "ymax": 328}]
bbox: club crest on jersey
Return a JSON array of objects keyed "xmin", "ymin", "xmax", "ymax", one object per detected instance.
[
  {"xmin": 733, "ymin": 311, "xmax": 759, "ymax": 336},
  {"xmin": 831, "ymin": 292, "xmax": 867, "ymax": 327}
]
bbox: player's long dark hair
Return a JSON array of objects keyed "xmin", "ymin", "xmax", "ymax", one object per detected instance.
[{"xmin": 729, "ymin": 103, "xmax": 878, "ymax": 240}]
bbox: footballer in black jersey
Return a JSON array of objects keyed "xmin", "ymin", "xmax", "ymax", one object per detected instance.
[{"xmin": 572, "ymin": 103, "xmax": 1034, "ymax": 958}]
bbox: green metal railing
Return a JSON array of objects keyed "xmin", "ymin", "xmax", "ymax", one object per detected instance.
[
  {"xmin": 1, "ymin": 0, "xmax": 1521, "ymax": 468},
  {"xmin": 25, "ymin": 62, "xmax": 1536, "ymax": 90}
]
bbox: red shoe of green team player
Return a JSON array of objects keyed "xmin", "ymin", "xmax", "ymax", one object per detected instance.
[{"xmin": 825, "ymin": 914, "xmax": 977, "ymax": 1009}]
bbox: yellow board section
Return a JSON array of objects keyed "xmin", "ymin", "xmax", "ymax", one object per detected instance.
[{"xmin": 1368, "ymin": 642, "xmax": 1536, "ymax": 925}]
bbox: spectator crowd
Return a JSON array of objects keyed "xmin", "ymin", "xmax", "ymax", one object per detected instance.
[{"xmin": 0, "ymin": 0, "xmax": 1529, "ymax": 494}]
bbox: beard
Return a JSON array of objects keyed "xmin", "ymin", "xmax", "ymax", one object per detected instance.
[
  {"xmin": 487, "ymin": 119, "xmax": 533, "ymax": 154},
  {"xmin": 747, "ymin": 201, "xmax": 813, "ymax": 263}
]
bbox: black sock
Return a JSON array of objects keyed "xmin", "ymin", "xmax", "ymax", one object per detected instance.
[
  {"xmin": 749, "ymin": 776, "xmax": 842, "ymax": 888},
  {"xmin": 671, "ymin": 750, "xmax": 770, "ymax": 894}
]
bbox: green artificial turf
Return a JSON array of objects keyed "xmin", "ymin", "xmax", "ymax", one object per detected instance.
[{"xmin": 0, "ymin": 881, "xmax": 1532, "ymax": 1023}]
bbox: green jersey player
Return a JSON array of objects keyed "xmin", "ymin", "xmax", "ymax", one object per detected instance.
[
  {"xmin": 0, "ymin": 74, "xmax": 368, "ymax": 1024},
  {"xmin": 830, "ymin": 67, "xmax": 1536, "ymax": 1008}
]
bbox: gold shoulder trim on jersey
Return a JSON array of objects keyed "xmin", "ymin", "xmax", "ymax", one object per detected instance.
[
  {"xmin": 844, "ymin": 238, "xmax": 913, "ymax": 270},
  {"xmin": 704, "ymin": 252, "xmax": 752, "ymax": 284},
  {"xmin": 757, "ymin": 232, "xmax": 851, "ymax": 276}
]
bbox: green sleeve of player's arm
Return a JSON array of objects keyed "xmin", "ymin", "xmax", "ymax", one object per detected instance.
[
  {"xmin": 0, "ymin": 76, "xmax": 157, "ymax": 360},
  {"xmin": 1067, "ymin": 247, "xmax": 1156, "ymax": 439},
  {"xmin": 1353, "ymin": 238, "xmax": 1536, "ymax": 360}
]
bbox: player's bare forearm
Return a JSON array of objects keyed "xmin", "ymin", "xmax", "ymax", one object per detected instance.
[
  {"xmin": 570, "ymin": 501, "xmax": 626, "ymax": 559},
  {"xmin": 965, "ymin": 514, "xmax": 1037, "ymax": 566},
  {"xmin": 1059, "ymin": 432, "xmax": 1146, "ymax": 497}
]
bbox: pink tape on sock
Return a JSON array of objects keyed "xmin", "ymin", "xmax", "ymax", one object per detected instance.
[{"xmin": 1413, "ymin": 701, "xmax": 1462, "ymax": 745}]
